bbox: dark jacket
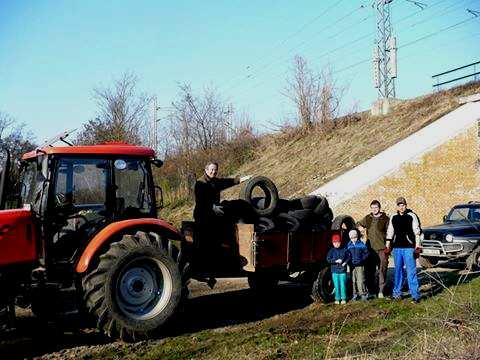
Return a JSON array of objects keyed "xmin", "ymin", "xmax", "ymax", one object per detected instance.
[
  {"xmin": 347, "ymin": 240, "xmax": 369, "ymax": 266},
  {"xmin": 387, "ymin": 209, "xmax": 421, "ymax": 248},
  {"xmin": 357, "ymin": 212, "xmax": 389, "ymax": 251},
  {"xmin": 326, "ymin": 247, "xmax": 351, "ymax": 274},
  {"xmin": 193, "ymin": 174, "xmax": 239, "ymax": 222}
]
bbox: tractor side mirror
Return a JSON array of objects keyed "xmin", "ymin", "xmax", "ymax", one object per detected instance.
[
  {"xmin": 155, "ymin": 185, "xmax": 164, "ymax": 209},
  {"xmin": 151, "ymin": 159, "xmax": 163, "ymax": 168},
  {"xmin": 443, "ymin": 215, "xmax": 448, "ymax": 222}
]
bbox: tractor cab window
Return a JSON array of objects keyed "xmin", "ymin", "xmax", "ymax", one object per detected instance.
[
  {"xmin": 51, "ymin": 157, "xmax": 109, "ymax": 260},
  {"xmin": 53, "ymin": 157, "xmax": 108, "ymax": 220},
  {"xmin": 114, "ymin": 158, "xmax": 153, "ymax": 217}
]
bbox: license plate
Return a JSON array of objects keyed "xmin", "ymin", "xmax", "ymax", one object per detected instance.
[{"xmin": 422, "ymin": 248, "xmax": 441, "ymax": 255}]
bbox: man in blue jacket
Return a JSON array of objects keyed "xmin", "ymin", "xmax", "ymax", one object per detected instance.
[{"xmin": 347, "ymin": 229, "xmax": 370, "ymax": 301}]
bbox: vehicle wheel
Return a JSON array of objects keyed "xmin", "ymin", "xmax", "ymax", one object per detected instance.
[
  {"xmin": 276, "ymin": 213, "xmax": 301, "ymax": 232},
  {"xmin": 239, "ymin": 176, "xmax": 279, "ymax": 217},
  {"xmin": 311, "ymin": 267, "xmax": 334, "ymax": 303},
  {"xmin": 331, "ymin": 215, "xmax": 356, "ymax": 231},
  {"xmin": 82, "ymin": 231, "xmax": 183, "ymax": 341},
  {"xmin": 247, "ymin": 273, "xmax": 279, "ymax": 292},
  {"xmin": 466, "ymin": 250, "xmax": 480, "ymax": 271},
  {"xmin": 418, "ymin": 256, "xmax": 438, "ymax": 269}
]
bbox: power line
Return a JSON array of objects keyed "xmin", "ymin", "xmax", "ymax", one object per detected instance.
[
  {"xmin": 222, "ymin": 3, "xmax": 367, "ymax": 95},
  {"xmin": 218, "ymin": 0, "xmax": 346, "ymax": 91}
]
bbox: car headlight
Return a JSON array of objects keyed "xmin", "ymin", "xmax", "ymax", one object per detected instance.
[{"xmin": 445, "ymin": 233, "xmax": 454, "ymax": 242}]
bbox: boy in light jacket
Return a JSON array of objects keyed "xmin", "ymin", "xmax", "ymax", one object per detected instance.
[{"xmin": 347, "ymin": 229, "xmax": 370, "ymax": 301}]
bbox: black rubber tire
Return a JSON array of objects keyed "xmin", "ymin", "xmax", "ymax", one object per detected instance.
[
  {"xmin": 247, "ymin": 273, "xmax": 279, "ymax": 292},
  {"xmin": 313, "ymin": 196, "xmax": 329, "ymax": 215},
  {"xmin": 288, "ymin": 209, "xmax": 314, "ymax": 221},
  {"xmin": 311, "ymin": 267, "xmax": 334, "ymax": 303},
  {"xmin": 331, "ymin": 215, "xmax": 356, "ymax": 231},
  {"xmin": 466, "ymin": 250, "xmax": 480, "ymax": 271},
  {"xmin": 239, "ymin": 176, "xmax": 279, "ymax": 217},
  {"xmin": 82, "ymin": 231, "xmax": 183, "ymax": 341},
  {"xmin": 300, "ymin": 196, "xmax": 320, "ymax": 210},
  {"xmin": 252, "ymin": 197, "xmax": 266, "ymax": 210},
  {"xmin": 255, "ymin": 217, "xmax": 275, "ymax": 233},
  {"xmin": 288, "ymin": 198, "xmax": 303, "ymax": 211},
  {"xmin": 320, "ymin": 208, "xmax": 334, "ymax": 224},
  {"xmin": 418, "ymin": 256, "xmax": 438, "ymax": 269},
  {"xmin": 276, "ymin": 213, "xmax": 301, "ymax": 232}
]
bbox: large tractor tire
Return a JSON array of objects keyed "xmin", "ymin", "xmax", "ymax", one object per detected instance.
[
  {"xmin": 311, "ymin": 267, "xmax": 335, "ymax": 303},
  {"xmin": 82, "ymin": 231, "xmax": 183, "ymax": 341}
]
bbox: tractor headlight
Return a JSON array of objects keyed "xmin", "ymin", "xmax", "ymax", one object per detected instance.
[{"xmin": 445, "ymin": 233, "xmax": 454, "ymax": 242}]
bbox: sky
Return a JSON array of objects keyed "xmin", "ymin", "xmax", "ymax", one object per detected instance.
[{"xmin": 1, "ymin": 0, "xmax": 479, "ymax": 143}]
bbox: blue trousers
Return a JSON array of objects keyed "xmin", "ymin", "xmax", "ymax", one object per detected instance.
[
  {"xmin": 332, "ymin": 272, "xmax": 347, "ymax": 301},
  {"xmin": 392, "ymin": 248, "xmax": 420, "ymax": 300}
]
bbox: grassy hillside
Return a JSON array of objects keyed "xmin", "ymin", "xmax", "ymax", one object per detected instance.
[
  {"xmin": 70, "ymin": 269, "xmax": 480, "ymax": 359},
  {"xmin": 162, "ymin": 81, "xmax": 480, "ymax": 225}
]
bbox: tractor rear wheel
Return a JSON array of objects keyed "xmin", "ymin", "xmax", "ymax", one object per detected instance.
[{"xmin": 82, "ymin": 231, "xmax": 183, "ymax": 341}]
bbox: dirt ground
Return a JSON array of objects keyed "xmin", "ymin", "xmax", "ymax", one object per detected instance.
[
  {"xmin": 0, "ymin": 278, "xmax": 313, "ymax": 360},
  {"xmin": 0, "ymin": 265, "xmax": 464, "ymax": 360}
]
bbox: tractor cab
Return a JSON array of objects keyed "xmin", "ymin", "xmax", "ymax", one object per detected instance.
[{"xmin": 0, "ymin": 143, "xmax": 163, "ymax": 271}]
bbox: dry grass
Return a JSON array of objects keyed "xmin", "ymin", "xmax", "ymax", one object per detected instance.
[{"xmin": 162, "ymin": 81, "xmax": 480, "ymax": 225}]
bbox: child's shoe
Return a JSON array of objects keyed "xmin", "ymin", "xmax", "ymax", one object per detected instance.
[
  {"xmin": 351, "ymin": 295, "xmax": 359, "ymax": 301},
  {"xmin": 340, "ymin": 300, "xmax": 347, "ymax": 305},
  {"xmin": 334, "ymin": 300, "xmax": 340, "ymax": 305},
  {"xmin": 361, "ymin": 295, "xmax": 368, "ymax": 301}
]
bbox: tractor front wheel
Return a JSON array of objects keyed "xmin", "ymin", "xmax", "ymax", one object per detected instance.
[{"xmin": 82, "ymin": 231, "xmax": 183, "ymax": 341}]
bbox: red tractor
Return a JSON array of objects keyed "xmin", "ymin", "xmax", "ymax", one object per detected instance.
[{"xmin": 0, "ymin": 143, "xmax": 186, "ymax": 341}]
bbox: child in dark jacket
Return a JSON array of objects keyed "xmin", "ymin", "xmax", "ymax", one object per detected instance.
[
  {"xmin": 347, "ymin": 229, "xmax": 370, "ymax": 301},
  {"xmin": 326, "ymin": 236, "xmax": 351, "ymax": 304}
]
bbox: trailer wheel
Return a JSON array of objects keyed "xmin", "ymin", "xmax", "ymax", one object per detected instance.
[
  {"xmin": 311, "ymin": 267, "xmax": 334, "ymax": 303},
  {"xmin": 82, "ymin": 231, "xmax": 183, "ymax": 341}
]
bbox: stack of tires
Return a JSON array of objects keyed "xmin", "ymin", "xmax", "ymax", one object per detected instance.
[{"xmin": 236, "ymin": 176, "xmax": 334, "ymax": 233}]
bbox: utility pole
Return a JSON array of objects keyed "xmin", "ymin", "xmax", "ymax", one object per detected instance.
[
  {"xmin": 373, "ymin": 0, "xmax": 397, "ymax": 99},
  {"xmin": 151, "ymin": 96, "xmax": 158, "ymax": 152}
]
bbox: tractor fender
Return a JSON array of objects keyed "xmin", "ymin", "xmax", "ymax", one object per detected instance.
[{"xmin": 76, "ymin": 218, "xmax": 182, "ymax": 273}]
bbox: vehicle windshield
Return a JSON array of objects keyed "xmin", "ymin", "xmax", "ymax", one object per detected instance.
[{"xmin": 446, "ymin": 206, "xmax": 480, "ymax": 223}]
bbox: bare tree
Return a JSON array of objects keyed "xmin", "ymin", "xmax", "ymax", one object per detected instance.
[
  {"xmin": 77, "ymin": 72, "xmax": 151, "ymax": 145},
  {"xmin": 283, "ymin": 55, "xmax": 343, "ymax": 130}
]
